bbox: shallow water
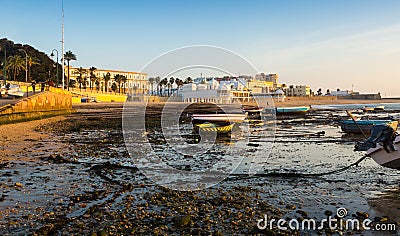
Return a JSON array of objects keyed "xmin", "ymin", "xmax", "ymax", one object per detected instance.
[{"xmin": 123, "ymin": 107, "xmax": 400, "ymax": 232}]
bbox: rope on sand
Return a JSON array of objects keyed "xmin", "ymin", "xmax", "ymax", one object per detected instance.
[{"xmin": 228, "ymin": 154, "xmax": 369, "ymax": 179}]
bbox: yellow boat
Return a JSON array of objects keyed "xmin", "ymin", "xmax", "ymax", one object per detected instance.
[{"xmin": 195, "ymin": 123, "xmax": 235, "ymax": 134}]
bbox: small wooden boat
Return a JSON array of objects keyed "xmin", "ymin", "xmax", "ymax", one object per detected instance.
[
  {"xmin": 242, "ymin": 106, "xmax": 263, "ymax": 120},
  {"xmin": 362, "ymin": 107, "xmax": 374, "ymax": 112},
  {"xmin": 362, "ymin": 105, "xmax": 385, "ymax": 112},
  {"xmin": 191, "ymin": 113, "xmax": 246, "ymax": 124},
  {"xmin": 275, "ymin": 106, "xmax": 310, "ymax": 115},
  {"xmin": 242, "ymin": 106, "xmax": 263, "ymax": 113},
  {"xmin": 340, "ymin": 120, "xmax": 398, "ymax": 134},
  {"xmin": 195, "ymin": 123, "xmax": 235, "ymax": 134}
]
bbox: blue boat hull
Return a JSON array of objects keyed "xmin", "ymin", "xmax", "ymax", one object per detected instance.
[
  {"xmin": 275, "ymin": 106, "xmax": 310, "ymax": 115},
  {"xmin": 340, "ymin": 120, "xmax": 394, "ymax": 133}
]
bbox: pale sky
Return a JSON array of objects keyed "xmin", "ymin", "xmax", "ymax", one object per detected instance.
[{"xmin": 1, "ymin": 0, "xmax": 400, "ymax": 97}]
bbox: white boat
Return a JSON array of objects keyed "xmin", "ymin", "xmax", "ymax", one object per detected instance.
[
  {"xmin": 242, "ymin": 106, "xmax": 263, "ymax": 113},
  {"xmin": 355, "ymin": 123, "xmax": 400, "ymax": 170},
  {"xmin": 7, "ymin": 89, "xmax": 25, "ymax": 98},
  {"xmin": 191, "ymin": 113, "xmax": 246, "ymax": 124},
  {"xmin": 1, "ymin": 84, "xmax": 24, "ymax": 98},
  {"xmin": 367, "ymin": 135, "xmax": 400, "ymax": 170}
]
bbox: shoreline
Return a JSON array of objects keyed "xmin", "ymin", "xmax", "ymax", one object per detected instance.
[
  {"xmin": 105, "ymin": 98, "xmax": 400, "ymax": 108},
  {"xmin": 274, "ymin": 98, "xmax": 400, "ymax": 107}
]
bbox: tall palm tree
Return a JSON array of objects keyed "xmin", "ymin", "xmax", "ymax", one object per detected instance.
[
  {"xmin": 160, "ymin": 78, "xmax": 168, "ymax": 96},
  {"xmin": 121, "ymin": 75, "xmax": 127, "ymax": 94},
  {"xmin": 148, "ymin": 77, "xmax": 155, "ymax": 94},
  {"xmin": 114, "ymin": 74, "xmax": 122, "ymax": 93},
  {"xmin": 27, "ymin": 55, "xmax": 40, "ymax": 81},
  {"xmin": 176, "ymin": 78, "xmax": 184, "ymax": 89},
  {"xmin": 64, "ymin": 50, "xmax": 77, "ymax": 90},
  {"xmin": 103, "ymin": 72, "xmax": 111, "ymax": 92},
  {"xmin": 111, "ymin": 82, "xmax": 117, "ymax": 94},
  {"xmin": 74, "ymin": 67, "xmax": 87, "ymax": 91},
  {"xmin": 6, "ymin": 55, "xmax": 25, "ymax": 81},
  {"xmin": 89, "ymin": 66, "xmax": 97, "ymax": 91},
  {"xmin": 95, "ymin": 77, "xmax": 100, "ymax": 91},
  {"xmin": 169, "ymin": 77, "xmax": 175, "ymax": 95},
  {"xmin": 155, "ymin": 76, "xmax": 161, "ymax": 95},
  {"xmin": 281, "ymin": 83, "xmax": 287, "ymax": 95}
]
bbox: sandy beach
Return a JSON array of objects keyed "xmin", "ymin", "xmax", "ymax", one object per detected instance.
[
  {"xmin": 1, "ymin": 102, "xmax": 400, "ymax": 235},
  {"xmin": 0, "ymin": 116, "xmax": 68, "ymax": 162}
]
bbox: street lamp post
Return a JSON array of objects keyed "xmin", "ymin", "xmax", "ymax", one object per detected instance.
[
  {"xmin": 19, "ymin": 49, "xmax": 28, "ymax": 97},
  {"xmin": 61, "ymin": 0, "xmax": 65, "ymax": 90},
  {"xmin": 51, "ymin": 49, "xmax": 59, "ymax": 87}
]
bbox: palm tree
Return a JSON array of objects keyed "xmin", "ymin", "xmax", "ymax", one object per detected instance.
[
  {"xmin": 281, "ymin": 83, "xmax": 287, "ymax": 95},
  {"xmin": 89, "ymin": 66, "xmax": 97, "ymax": 91},
  {"xmin": 155, "ymin": 76, "xmax": 161, "ymax": 95},
  {"xmin": 111, "ymin": 82, "xmax": 117, "ymax": 94},
  {"xmin": 95, "ymin": 77, "xmax": 100, "ymax": 91},
  {"xmin": 64, "ymin": 50, "xmax": 77, "ymax": 90},
  {"xmin": 176, "ymin": 78, "xmax": 184, "ymax": 89},
  {"xmin": 114, "ymin": 74, "xmax": 122, "ymax": 93},
  {"xmin": 27, "ymin": 55, "xmax": 39, "ymax": 81},
  {"xmin": 74, "ymin": 67, "xmax": 87, "ymax": 91},
  {"xmin": 103, "ymin": 72, "xmax": 111, "ymax": 92},
  {"xmin": 148, "ymin": 77, "xmax": 155, "ymax": 94},
  {"xmin": 169, "ymin": 77, "xmax": 175, "ymax": 95},
  {"xmin": 160, "ymin": 78, "xmax": 168, "ymax": 96},
  {"xmin": 6, "ymin": 55, "xmax": 25, "ymax": 81},
  {"xmin": 185, "ymin": 77, "xmax": 193, "ymax": 84},
  {"xmin": 121, "ymin": 75, "xmax": 127, "ymax": 94}
]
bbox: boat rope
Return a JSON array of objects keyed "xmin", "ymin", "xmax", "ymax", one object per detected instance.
[
  {"xmin": 43, "ymin": 150, "xmax": 369, "ymax": 180},
  {"xmin": 228, "ymin": 154, "xmax": 369, "ymax": 179}
]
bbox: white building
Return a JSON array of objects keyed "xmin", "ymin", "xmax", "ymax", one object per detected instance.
[
  {"xmin": 330, "ymin": 90, "xmax": 352, "ymax": 96},
  {"xmin": 180, "ymin": 78, "xmax": 251, "ymax": 103}
]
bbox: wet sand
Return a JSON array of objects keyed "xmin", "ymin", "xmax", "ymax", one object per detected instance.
[
  {"xmin": 1, "ymin": 102, "xmax": 400, "ymax": 235},
  {"xmin": 0, "ymin": 116, "xmax": 68, "ymax": 162}
]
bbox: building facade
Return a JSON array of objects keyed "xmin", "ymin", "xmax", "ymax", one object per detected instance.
[
  {"xmin": 66, "ymin": 67, "xmax": 148, "ymax": 93},
  {"xmin": 286, "ymin": 85, "xmax": 311, "ymax": 96},
  {"xmin": 246, "ymin": 80, "xmax": 275, "ymax": 94}
]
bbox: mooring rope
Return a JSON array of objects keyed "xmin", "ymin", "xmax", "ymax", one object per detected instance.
[
  {"xmin": 43, "ymin": 150, "xmax": 369, "ymax": 180},
  {"xmin": 228, "ymin": 154, "xmax": 369, "ymax": 179}
]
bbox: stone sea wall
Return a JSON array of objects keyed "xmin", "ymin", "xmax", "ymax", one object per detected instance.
[{"xmin": 0, "ymin": 88, "xmax": 73, "ymax": 125}]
